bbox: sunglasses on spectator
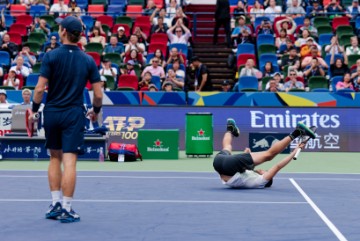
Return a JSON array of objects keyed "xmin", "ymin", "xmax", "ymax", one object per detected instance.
[
  {"xmin": 176, "ymin": 30, "xmax": 182, "ymax": 32},
  {"xmin": 290, "ymin": 74, "xmax": 296, "ymax": 76},
  {"xmin": 153, "ymin": 60, "xmax": 159, "ymax": 63}
]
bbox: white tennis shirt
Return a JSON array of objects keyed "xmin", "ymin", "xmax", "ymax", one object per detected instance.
[{"xmin": 222, "ymin": 170, "xmax": 269, "ymax": 189}]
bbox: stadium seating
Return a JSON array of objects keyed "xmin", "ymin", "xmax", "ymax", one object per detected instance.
[
  {"xmin": 7, "ymin": 32, "xmax": 22, "ymax": 45},
  {"xmin": 9, "ymin": 23, "xmax": 27, "ymax": 37},
  {"xmin": 237, "ymin": 76, "xmax": 258, "ymax": 92},
  {"xmin": 107, "ymin": 5, "xmax": 125, "ymax": 17},
  {"xmin": 32, "ymin": 63, "xmax": 42, "ymax": 73},
  {"xmin": 259, "ymin": 53, "xmax": 277, "ymax": 69},
  {"xmin": 87, "ymin": 52, "xmax": 101, "ymax": 66},
  {"xmin": 115, "ymin": 16, "xmax": 133, "ymax": 27},
  {"xmin": 256, "ymin": 34, "xmax": 274, "ymax": 49},
  {"xmin": 236, "ymin": 43, "xmax": 255, "ymax": 57},
  {"xmin": 150, "ymin": 33, "xmax": 168, "ymax": 44},
  {"xmin": 237, "ymin": 54, "xmax": 257, "ymax": 67},
  {"xmin": 330, "ymin": 76, "xmax": 343, "ymax": 92},
  {"xmin": 308, "ymin": 76, "xmax": 328, "ymax": 91},
  {"xmin": 40, "ymin": 15, "xmax": 56, "ymax": 28},
  {"xmin": 257, "ymin": 44, "xmax": 276, "ymax": 56},
  {"xmin": 104, "ymin": 75, "xmax": 116, "ymax": 90},
  {"xmin": 25, "ymin": 42, "xmax": 42, "ymax": 53},
  {"xmin": 26, "ymin": 74, "xmax": 40, "ymax": 87},
  {"xmin": 85, "ymin": 43, "xmax": 104, "ymax": 55},
  {"xmin": 29, "ymin": 5, "xmax": 47, "ymax": 17},
  {"xmin": 88, "ymin": 5, "xmax": 105, "ymax": 17},
  {"xmin": 28, "ymin": 32, "xmax": 47, "ymax": 45},
  {"xmin": 318, "ymin": 34, "xmax": 333, "ymax": 47},
  {"xmin": 332, "ymin": 17, "xmax": 350, "ymax": 31},
  {"xmin": 348, "ymin": 54, "xmax": 360, "ymax": 67},
  {"xmin": 4, "ymin": 14, "xmax": 14, "ymax": 28},
  {"xmin": 126, "ymin": 5, "xmax": 143, "ymax": 18},
  {"xmin": 148, "ymin": 43, "xmax": 167, "ymax": 57},
  {"xmin": 169, "ymin": 43, "xmax": 188, "ymax": 56},
  {"xmin": 0, "ymin": 51, "xmax": 11, "ymax": 67},
  {"xmin": 104, "ymin": 52, "xmax": 123, "ymax": 65},
  {"xmin": 10, "ymin": 5, "xmax": 27, "ymax": 17},
  {"xmin": 151, "ymin": 75, "xmax": 161, "ymax": 89},
  {"xmin": 97, "ymin": 15, "xmax": 114, "ymax": 28},
  {"xmin": 117, "ymin": 74, "xmax": 139, "ymax": 90},
  {"xmin": 15, "ymin": 15, "xmax": 33, "ymax": 27},
  {"xmin": 313, "ymin": 16, "xmax": 331, "ymax": 28},
  {"xmin": 317, "ymin": 25, "xmax": 333, "ymax": 35}
]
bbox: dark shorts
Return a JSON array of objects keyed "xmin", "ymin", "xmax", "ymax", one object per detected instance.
[
  {"xmin": 43, "ymin": 106, "xmax": 86, "ymax": 153},
  {"xmin": 213, "ymin": 150, "xmax": 255, "ymax": 176}
]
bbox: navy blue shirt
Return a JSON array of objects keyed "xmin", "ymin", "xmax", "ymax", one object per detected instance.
[{"xmin": 40, "ymin": 45, "xmax": 100, "ymax": 111}]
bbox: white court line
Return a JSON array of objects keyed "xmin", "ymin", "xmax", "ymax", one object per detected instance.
[
  {"xmin": 290, "ymin": 178, "xmax": 348, "ymax": 241},
  {"xmin": 0, "ymin": 198, "xmax": 307, "ymax": 205},
  {"xmin": 0, "ymin": 175, "xmax": 360, "ymax": 181}
]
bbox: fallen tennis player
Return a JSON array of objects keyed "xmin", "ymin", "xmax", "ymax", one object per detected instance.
[{"xmin": 213, "ymin": 119, "xmax": 316, "ymax": 189}]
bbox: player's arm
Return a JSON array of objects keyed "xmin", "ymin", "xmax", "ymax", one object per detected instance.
[
  {"xmin": 262, "ymin": 143, "xmax": 305, "ymax": 181},
  {"xmin": 32, "ymin": 76, "xmax": 48, "ymax": 114}
]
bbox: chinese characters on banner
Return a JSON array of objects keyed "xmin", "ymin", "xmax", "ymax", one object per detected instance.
[{"xmin": 291, "ymin": 133, "xmax": 340, "ymax": 150}]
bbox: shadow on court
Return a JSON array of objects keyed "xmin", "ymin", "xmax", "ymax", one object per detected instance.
[{"xmin": 0, "ymin": 171, "xmax": 358, "ymax": 241}]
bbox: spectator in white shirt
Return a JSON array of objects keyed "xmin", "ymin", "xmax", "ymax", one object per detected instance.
[
  {"xmin": 99, "ymin": 59, "xmax": 118, "ymax": 78},
  {"xmin": 264, "ymin": 0, "xmax": 282, "ymax": 22},
  {"xmin": 3, "ymin": 70, "xmax": 20, "ymax": 90},
  {"xmin": 49, "ymin": 0, "xmax": 69, "ymax": 17},
  {"xmin": 10, "ymin": 56, "xmax": 31, "ymax": 77},
  {"xmin": 167, "ymin": 18, "xmax": 191, "ymax": 44}
]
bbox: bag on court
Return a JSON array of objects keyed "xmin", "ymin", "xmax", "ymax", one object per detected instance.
[{"xmin": 108, "ymin": 143, "xmax": 142, "ymax": 162}]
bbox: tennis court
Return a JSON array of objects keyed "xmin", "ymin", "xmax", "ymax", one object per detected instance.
[{"xmin": 0, "ymin": 152, "xmax": 359, "ymax": 241}]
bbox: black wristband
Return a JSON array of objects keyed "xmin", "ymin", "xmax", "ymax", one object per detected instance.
[
  {"xmin": 32, "ymin": 102, "xmax": 41, "ymax": 113},
  {"xmin": 93, "ymin": 105, "xmax": 102, "ymax": 114}
]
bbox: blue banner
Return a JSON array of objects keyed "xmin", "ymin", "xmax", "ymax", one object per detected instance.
[{"xmin": 103, "ymin": 106, "xmax": 360, "ymax": 152}]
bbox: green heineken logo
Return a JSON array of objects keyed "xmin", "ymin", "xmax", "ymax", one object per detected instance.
[
  {"xmin": 147, "ymin": 139, "xmax": 169, "ymax": 152},
  {"xmin": 192, "ymin": 129, "xmax": 211, "ymax": 141}
]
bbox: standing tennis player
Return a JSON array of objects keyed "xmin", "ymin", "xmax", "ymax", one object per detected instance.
[
  {"xmin": 29, "ymin": 16, "xmax": 103, "ymax": 223},
  {"xmin": 213, "ymin": 119, "xmax": 316, "ymax": 188}
]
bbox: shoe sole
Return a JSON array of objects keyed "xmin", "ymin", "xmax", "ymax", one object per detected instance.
[
  {"xmin": 59, "ymin": 217, "xmax": 80, "ymax": 223},
  {"xmin": 297, "ymin": 123, "xmax": 316, "ymax": 139},
  {"xmin": 46, "ymin": 211, "xmax": 62, "ymax": 220},
  {"xmin": 227, "ymin": 119, "xmax": 240, "ymax": 137}
]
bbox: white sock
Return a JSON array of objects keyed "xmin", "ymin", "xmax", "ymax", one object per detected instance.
[
  {"xmin": 63, "ymin": 196, "xmax": 73, "ymax": 212},
  {"xmin": 51, "ymin": 191, "xmax": 61, "ymax": 206}
]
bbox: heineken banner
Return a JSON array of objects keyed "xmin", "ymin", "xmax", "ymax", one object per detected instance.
[
  {"xmin": 103, "ymin": 106, "xmax": 360, "ymax": 152},
  {"xmin": 138, "ymin": 129, "xmax": 179, "ymax": 159}
]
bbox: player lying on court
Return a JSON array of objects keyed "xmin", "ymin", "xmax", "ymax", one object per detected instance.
[{"xmin": 213, "ymin": 119, "xmax": 316, "ymax": 189}]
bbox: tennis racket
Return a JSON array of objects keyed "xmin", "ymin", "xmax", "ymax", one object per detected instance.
[
  {"xmin": 26, "ymin": 109, "xmax": 40, "ymax": 137},
  {"xmin": 293, "ymin": 126, "xmax": 317, "ymax": 160}
]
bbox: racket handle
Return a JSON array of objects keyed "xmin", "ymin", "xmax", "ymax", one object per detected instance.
[
  {"xmin": 33, "ymin": 113, "xmax": 40, "ymax": 120},
  {"xmin": 293, "ymin": 148, "xmax": 301, "ymax": 160}
]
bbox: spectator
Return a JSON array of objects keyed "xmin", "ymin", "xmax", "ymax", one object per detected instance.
[
  {"xmin": 286, "ymin": 0, "xmax": 303, "ymax": 8},
  {"xmin": 139, "ymin": 71, "xmax": 153, "ymax": 90},
  {"xmin": 133, "ymin": 26, "xmax": 148, "ymax": 46},
  {"xmin": 50, "ymin": 0, "xmax": 69, "ymax": 17},
  {"xmin": 221, "ymin": 79, "xmax": 232, "ymax": 92},
  {"xmin": 286, "ymin": 0, "xmax": 306, "ymax": 18},
  {"xmin": 231, "ymin": 16, "xmax": 252, "ymax": 41},
  {"xmin": 0, "ymin": 2, "xmax": 10, "ymax": 12},
  {"xmin": 276, "ymin": 29, "xmax": 289, "ymax": 49},
  {"xmin": 336, "ymin": 72, "xmax": 354, "ymax": 91},
  {"xmin": 89, "ymin": 27, "xmax": 106, "ymax": 47},
  {"xmin": 3, "ymin": 70, "xmax": 20, "ymax": 90},
  {"xmin": 0, "ymin": 9, "xmax": 6, "ymax": 38},
  {"xmin": 44, "ymin": 35, "xmax": 61, "ymax": 50},
  {"xmin": 125, "ymin": 49, "xmax": 144, "ymax": 68},
  {"xmin": 299, "ymin": 17, "xmax": 318, "ymax": 38},
  {"xmin": 213, "ymin": 0, "xmax": 231, "ymax": 48},
  {"xmin": 11, "ymin": 56, "xmax": 31, "ymax": 77},
  {"xmin": 265, "ymin": 72, "xmax": 284, "ymax": 91},
  {"xmin": 14, "ymin": 44, "xmax": 37, "ymax": 67},
  {"xmin": 172, "ymin": 59, "xmax": 185, "ymax": 79},
  {"xmin": 167, "ymin": 0, "xmax": 178, "ymax": 19},
  {"xmin": 167, "ymin": 19, "xmax": 191, "ymax": 44},
  {"xmin": 233, "ymin": 1, "xmax": 246, "ymax": 18},
  {"xmin": 164, "ymin": 68, "xmax": 184, "ymax": 89},
  {"xmin": 93, "ymin": 20, "xmax": 106, "ymax": 35},
  {"xmin": 19, "ymin": 0, "xmax": 32, "ymax": 9},
  {"xmin": 116, "ymin": 26, "xmax": 129, "ymax": 44},
  {"xmin": 281, "ymin": 46, "xmax": 301, "ymax": 72},
  {"xmin": 239, "ymin": 59, "xmax": 262, "ymax": 78},
  {"xmin": 325, "ymin": 0, "xmax": 344, "ymax": 19},
  {"xmin": 141, "ymin": 57, "xmax": 165, "ymax": 78},
  {"xmin": 300, "ymin": 37, "xmax": 321, "ymax": 58},
  {"xmin": 171, "ymin": 8, "xmax": 189, "ymax": 28},
  {"xmin": 265, "ymin": 78, "xmax": 282, "ymax": 92},
  {"xmin": 191, "ymin": 56, "xmax": 213, "ymax": 91},
  {"xmin": 264, "ymin": 0, "xmax": 282, "ymax": 22},
  {"xmin": 125, "ymin": 34, "xmax": 145, "ymax": 54},
  {"xmin": 303, "ymin": 58, "xmax": 326, "ymax": 79},
  {"xmin": 279, "ymin": 38, "xmax": 295, "ymax": 56},
  {"xmin": 307, "ymin": 0, "xmax": 324, "ymax": 19},
  {"xmin": 330, "ymin": 48, "xmax": 348, "ymax": 77},
  {"xmin": 120, "ymin": 60, "xmax": 136, "ymax": 76},
  {"xmin": 275, "ymin": 17, "xmax": 296, "ymax": 36},
  {"xmin": 152, "ymin": 49, "xmax": 166, "ymax": 68},
  {"xmin": 163, "ymin": 81, "xmax": 174, "ymax": 92},
  {"xmin": 284, "ymin": 70, "xmax": 305, "ymax": 91},
  {"xmin": 324, "ymin": 35, "xmax": 344, "ymax": 55},
  {"xmin": 302, "ymin": 47, "xmax": 328, "ymax": 69},
  {"xmin": 143, "ymin": 0, "xmax": 157, "ymax": 16},
  {"xmin": 295, "ymin": 29, "xmax": 312, "ymax": 48},
  {"xmin": 34, "ymin": 0, "xmax": 50, "ymax": 10},
  {"xmin": 148, "ymin": 83, "xmax": 158, "ymax": 91},
  {"xmin": 103, "ymin": 35, "xmax": 125, "ymax": 57},
  {"xmin": 346, "ymin": 0, "xmax": 360, "ymax": 20},
  {"xmin": 249, "ymin": 0, "xmax": 264, "ymax": 22},
  {"xmin": 345, "ymin": 36, "xmax": 360, "ymax": 56},
  {"xmin": 99, "ymin": 59, "xmax": 117, "ymax": 78},
  {"xmin": 0, "ymin": 89, "xmax": 7, "ymax": 103},
  {"xmin": 167, "ymin": 47, "xmax": 184, "ymax": 65},
  {"xmin": 0, "ymin": 34, "xmax": 19, "ymax": 59},
  {"xmin": 21, "ymin": 88, "xmax": 32, "ymax": 105},
  {"xmin": 151, "ymin": 8, "xmax": 172, "ymax": 27},
  {"xmin": 236, "ymin": 28, "xmax": 254, "ymax": 45},
  {"xmin": 0, "ymin": 65, "xmax": 3, "ymax": 79},
  {"xmin": 31, "ymin": 18, "xmax": 51, "ymax": 36},
  {"xmin": 257, "ymin": 19, "xmax": 274, "ymax": 35},
  {"xmin": 99, "ymin": 75, "xmax": 108, "ymax": 91},
  {"xmin": 262, "ymin": 61, "xmax": 276, "ymax": 77},
  {"xmin": 352, "ymin": 67, "xmax": 360, "ymax": 90},
  {"xmin": 68, "ymin": 0, "xmax": 82, "ymax": 17},
  {"xmin": 151, "ymin": 16, "xmax": 169, "ymax": 34}
]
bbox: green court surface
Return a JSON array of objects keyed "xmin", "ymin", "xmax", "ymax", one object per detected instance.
[{"xmin": 1, "ymin": 151, "xmax": 359, "ymax": 174}]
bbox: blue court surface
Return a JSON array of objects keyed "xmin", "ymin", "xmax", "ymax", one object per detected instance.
[{"xmin": 0, "ymin": 170, "xmax": 358, "ymax": 241}]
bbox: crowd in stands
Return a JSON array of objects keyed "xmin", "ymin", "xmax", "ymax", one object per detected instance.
[{"xmin": 0, "ymin": 0, "xmax": 359, "ymax": 94}]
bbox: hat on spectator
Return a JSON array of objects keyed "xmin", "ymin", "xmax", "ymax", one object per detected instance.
[
  {"xmin": 222, "ymin": 80, "xmax": 230, "ymax": 86},
  {"xmin": 100, "ymin": 76, "xmax": 107, "ymax": 82},
  {"xmin": 0, "ymin": 89, "xmax": 7, "ymax": 97},
  {"xmin": 55, "ymin": 16, "xmax": 82, "ymax": 36},
  {"xmin": 127, "ymin": 60, "xmax": 136, "ymax": 65},
  {"xmin": 148, "ymin": 83, "xmax": 158, "ymax": 91},
  {"xmin": 238, "ymin": 15, "xmax": 246, "ymax": 20},
  {"xmin": 9, "ymin": 69, "xmax": 16, "ymax": 74},
  {"xmin": 163, "ymin": 81, "xmax": 173, "ymax": 88},
  {"xmin": 22, "ymin": 88, "xmax": 32, "ymax": 95},
  {"xmin": 272, "ymin": 72, "xmax": 281, "ymax": 77},
  {"xmin": 102, "ymin": 58, "xmax": 110, "ymax": 63},
  {"xmin": 117, "ymin": 26, "xmax": 125, "ymax": 32},
  {"xmin": 306, "ymin": 37, "xmax": 314, "ymax": 42}
]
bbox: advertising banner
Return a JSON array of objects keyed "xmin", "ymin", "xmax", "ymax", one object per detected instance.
[
  {"xmin": 0, "ymin": 110, "xmax": 12, "ymax": 136},
  {"xmin": 103, "ymin": 106, "xmax": 360, "ymax": 152}
]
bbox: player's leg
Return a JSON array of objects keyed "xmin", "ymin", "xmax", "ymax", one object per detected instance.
[
  {"xmin": 250, "ymin": 122, "xmax": 316, "ymax": 166},
  {"xmin": 221, "ymin": 118, "xmax": 240, "ymax": 153}
]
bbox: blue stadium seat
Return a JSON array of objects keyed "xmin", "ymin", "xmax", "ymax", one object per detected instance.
[
  {"xmin": 76, "ymin": 0, "xmax": 88, "ymax": 10},
  {"xmin": 110, "ymin": 0, "xmax": 126, "ymax": 5},
  {"xmin": 237, "ymin": 76, "xmax": 258, "ymax": 91},
  {"xmin": 254, "ymin": 16, "xmax": 270, "ymax": 29},
  {"xmin": 151, "ymin": 75, "xmax": 162, "ymax": 90},
  {"xmin": 166, "ymin": 63, "xmax": 186, "ymax": 72},
  {"xmin": 169, "ymin": 43, "xmax": 188, "ymax": 56},
  {"xmin": 337, "ymin": 88, "xmax": 355, "ymax": 93},
  {"xmin": 259, "ymin": 53, "xmax": 278, "ymax": 69},
  {"xmin": 318, "ymin": 34, "xmax": 333, "ymax": 47},
  {"xmin": 356, "ymin": 16, "xmax": 360, "ymax": 29},
  {"xmin": 325, "ymin": 54, "xmax": 343, "ymax": 68},
  {"xmin": 29, "ymin": 5, "xmax": 46, "ymax": 17},
  {"xmin": 26, "ymin": 73, "xmax": 40, "ymax": 86},
  {"xmin": 81, "ymin": 15, "xmax": 95, "ymax": 30},
  {"xmin": 330, "ymin": 76, "xmax": 343, "ymax": 92},
  {"xmin": 146, "ymin": 53, "xmax": 154, "ymax": 64},
  {"xmin": 257, "ymin": 34, "xmax": 274, "ymax": 49},
  {"xmin": 293, "ymin": 16, "xmax": 305, "ymax": 26},
  {"xmin": 236, "ymin": 43, "xmax": 255, "ymax": 57},
  {"xmin": 4, "ymin": 14, "xmax": 14, "ymax": 28},
  {"xmin": 107, "ymin": 5, "xmax": 125, "ymax": 17},
  {"xmin": 229, "ymin": 0, "xmax": 238, "ymax": 5},
  {"xmin": 0, "ymin": 51, "xmax": 10, "ymax": 67}
]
